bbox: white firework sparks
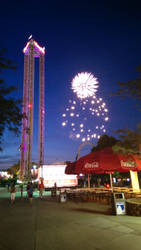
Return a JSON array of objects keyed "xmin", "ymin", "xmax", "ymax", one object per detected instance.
[
  {"xmin": 61, "ymin": 73, "xmax": 109, "ymax": 142},
  {"xmin": 72, "ymin": 72, "xmax": 98, "ymax": 99},
  {"xmin": 61, "ymin": 95, "xmax": 109, "ymax": 142}
]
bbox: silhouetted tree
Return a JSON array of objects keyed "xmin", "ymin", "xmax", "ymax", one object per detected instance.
[
  {"xmin": 111, "ymin": 64, "xmax": 141, "ymax": 105},
  {"xmin": 111, "ymin": 63, "xmax": 141, "ymax": 154},
  {"xmin": 91, "ymin": 134, "xmax": 119, "ymax": 152},
  {"xmin": 0, "ymin": 49, "xmax": 22, "ymax": 150},
  {"xmin": 113, "ymin": 124, "xmax": 141, "ymax": 155},
  {"xmin": 8, "ymin": 161, "xmax": 38, "ymax": 175}
]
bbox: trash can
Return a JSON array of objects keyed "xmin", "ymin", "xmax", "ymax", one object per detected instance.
[
  {"xmin": 59, "ymin": 192, "xmax": 67, "ymax": 203},
  {"xmin": 112, "ymin": 193, "xmax": 126, "ymax": 215}
]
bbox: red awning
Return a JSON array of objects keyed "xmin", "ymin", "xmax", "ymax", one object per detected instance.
[{"xmin": 71, "ymin": 147, "xmax": 141, "ymax": 174}]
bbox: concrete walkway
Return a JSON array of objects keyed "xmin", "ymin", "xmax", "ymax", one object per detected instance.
[{"xmin": 0, "ymin": 190, "xmax": 141, "ymax": 250}]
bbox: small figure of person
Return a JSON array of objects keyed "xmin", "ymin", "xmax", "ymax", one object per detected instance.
[
  {"xmin": 54, "ymin": 182, "xmax": 57, "ymax": 196},
  {"xmin": 26, "ymin": 182, "xmax": 30, "ymax": 198},
  {"xmin": 97, "ymin": 177, "xmax": 101, "ymax": 187},
  {"xmin": 20, "ymin": 184, "xmax": 23, "ymax": 199},
  {"xmin": 39, "ymin": 180, "xmax": 44, "ymax": 199},
  {"xmin": 28, "ymin": 182, "xmax": 34, "ymax": 204},
  {"xmin": 10, "ymin": 184, "xmax": 16, "ymax": 204},
  {"xmin": 7, "ymin": 182, "xmax": 10, "ymax": 192},
  {"xmin": 54, "ymin": 182, "xmax": 57, "ymax": 191},
  {"xmin": 51, "ymin": 182, "xmax": 57, "ymax": 198},
  {"xmin": 84, "ymin": 180, "xmax": 87, "ymax": 188}
]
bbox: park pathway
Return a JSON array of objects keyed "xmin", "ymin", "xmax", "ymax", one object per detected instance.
[{"xmin": 0, "ymin": 190, "xmax": 141, "ymax": 250}]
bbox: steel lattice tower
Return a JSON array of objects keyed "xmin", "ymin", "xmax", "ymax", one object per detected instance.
[{"xmin": 20, "ymin": 38, "xmax": 45, "ymax": 180}]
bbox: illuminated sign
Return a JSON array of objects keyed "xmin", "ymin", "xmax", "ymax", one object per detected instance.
[
  {"xmin": 84, "ymin": 162, "xmax": 99, "ymax": 169},
  {"xmin": 39, "ymin": 164, "xmax": 77, "ymax": 188},
  {"xmin": 120, "ymin": 160, "xmax": 136, "ymax": 168}
]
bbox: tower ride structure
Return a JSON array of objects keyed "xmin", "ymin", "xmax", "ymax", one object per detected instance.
[{"xmin": 20, "ymin": 39, "xmax": 45, "ymax": 179}]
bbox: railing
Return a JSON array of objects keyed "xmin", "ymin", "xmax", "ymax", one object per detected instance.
[
  {"xmin": 66, "ymin": 187, "xmax": 141, "ymax": 204},
  {"xmin": 67, "ymin": 187, "xmax": 141, "ymax": 194}
]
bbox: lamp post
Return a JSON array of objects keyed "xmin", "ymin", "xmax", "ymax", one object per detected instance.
[{"xmin": 32, "ymin": 165, "xmax": 37, "ymax": 179}]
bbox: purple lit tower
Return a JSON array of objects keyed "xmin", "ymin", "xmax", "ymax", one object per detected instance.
[{"xmin": 20, "ymin": 38, "xmax": 45, "ymax": 179}]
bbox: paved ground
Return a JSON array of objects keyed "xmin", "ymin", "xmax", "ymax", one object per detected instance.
[{"xmin": 0, "ymin": 188, "xmax": 141, "ymax": 250}]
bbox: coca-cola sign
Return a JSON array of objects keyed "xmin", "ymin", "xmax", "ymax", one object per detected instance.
[
  {"xmin": 120, "ymin": 160, "xmax": 136, "ymax": 168},
  {"xmin": 84, "ymin": 162, "xmax": 99, "ymax": 169}
]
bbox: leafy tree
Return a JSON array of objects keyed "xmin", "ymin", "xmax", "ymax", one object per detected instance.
[
  {"xmin": 7, "ymin": 161, "xmax": 20, "ymax": 175},
  {"xmin": 111, "ymin": 64, "xmax": 141, "ymax": 103},
  {"xmin": 91, "ymin": 134, "xmax": 119, "ymax": 152},
  {"xmin": 113, "ymin": 124, "xmax": 141, "ymax": 155},
  {"xmin": 7, "ymin": 161, "xmax": 38, "ymax": 175},
  {"xmin": 65, "ymin": 161, "xmax": 71, "ymax": 164},
  {"xmin": 0, "ymin": 49, "xmax": 22, "ymax": 150},
  {"xmin": 110, "ymin": 64, "xmax": 141, "ymax": 154}
]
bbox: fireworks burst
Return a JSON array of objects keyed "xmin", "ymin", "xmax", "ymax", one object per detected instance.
[
  {"xmin": 72, "ymin": 72, "xmax": 98, "ymax": 99},
  {"xmin": 61, "ymin": 72, "xmax": 109, "ymax": 142},
  {"xmin": 61, "ymin": 98, "xmax": 109, "ymax": 142}
]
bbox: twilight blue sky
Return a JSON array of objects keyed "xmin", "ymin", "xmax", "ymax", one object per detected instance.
[{"xmin": 0, "ymin": 0, "xmax": 141, "ymax": 169}]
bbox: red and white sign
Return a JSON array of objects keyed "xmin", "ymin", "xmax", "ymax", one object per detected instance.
[
  {"xmin": 84, "ymin": 162, "xmax": 99, "ymax": 169},
  {"xmin": 120, "ymin": 160, "xmax": 136, "ymax": 168}
]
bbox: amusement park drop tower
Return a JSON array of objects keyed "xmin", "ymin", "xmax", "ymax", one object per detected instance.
[{"xmin": 20, "ymin": 38, "xmax": 45, "ymax": 179}]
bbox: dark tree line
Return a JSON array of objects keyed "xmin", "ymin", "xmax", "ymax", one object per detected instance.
[
  {"xmin": 0, "ymin": 49, "xmax": 22, "ymax": 150},
  {"xmin": 110, "ymin": 64, "xmax": 141, "ymax": 154},
  {"xmin": 91, "ymin": 64, "xmax": 141, "ymax": 155}
]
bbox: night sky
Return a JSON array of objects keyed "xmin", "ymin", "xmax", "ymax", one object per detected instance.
[{"xmin": 1, "ymin": 0, "xmax": 141, "ymax": 169}]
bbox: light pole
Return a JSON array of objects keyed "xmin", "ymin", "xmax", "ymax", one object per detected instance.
[{"xmin": 32, "ymin": 165, "xmax": 37, "ymax": 179}]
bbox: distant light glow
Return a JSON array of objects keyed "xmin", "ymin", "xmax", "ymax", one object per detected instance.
[
  {"xmin": 105, "ymin": 117, "xmax": 109, "ymax": 121},
  {"xmin": 32, "ymin": 165, "xmax": 37, "ymax": 170},
  {"xmin": 76, "ymin": 134, "xmax": 80, "ymax": 138},
  {"xmin": 71, "ymin": 106, "xmax": 75, "ymax": 110}
]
